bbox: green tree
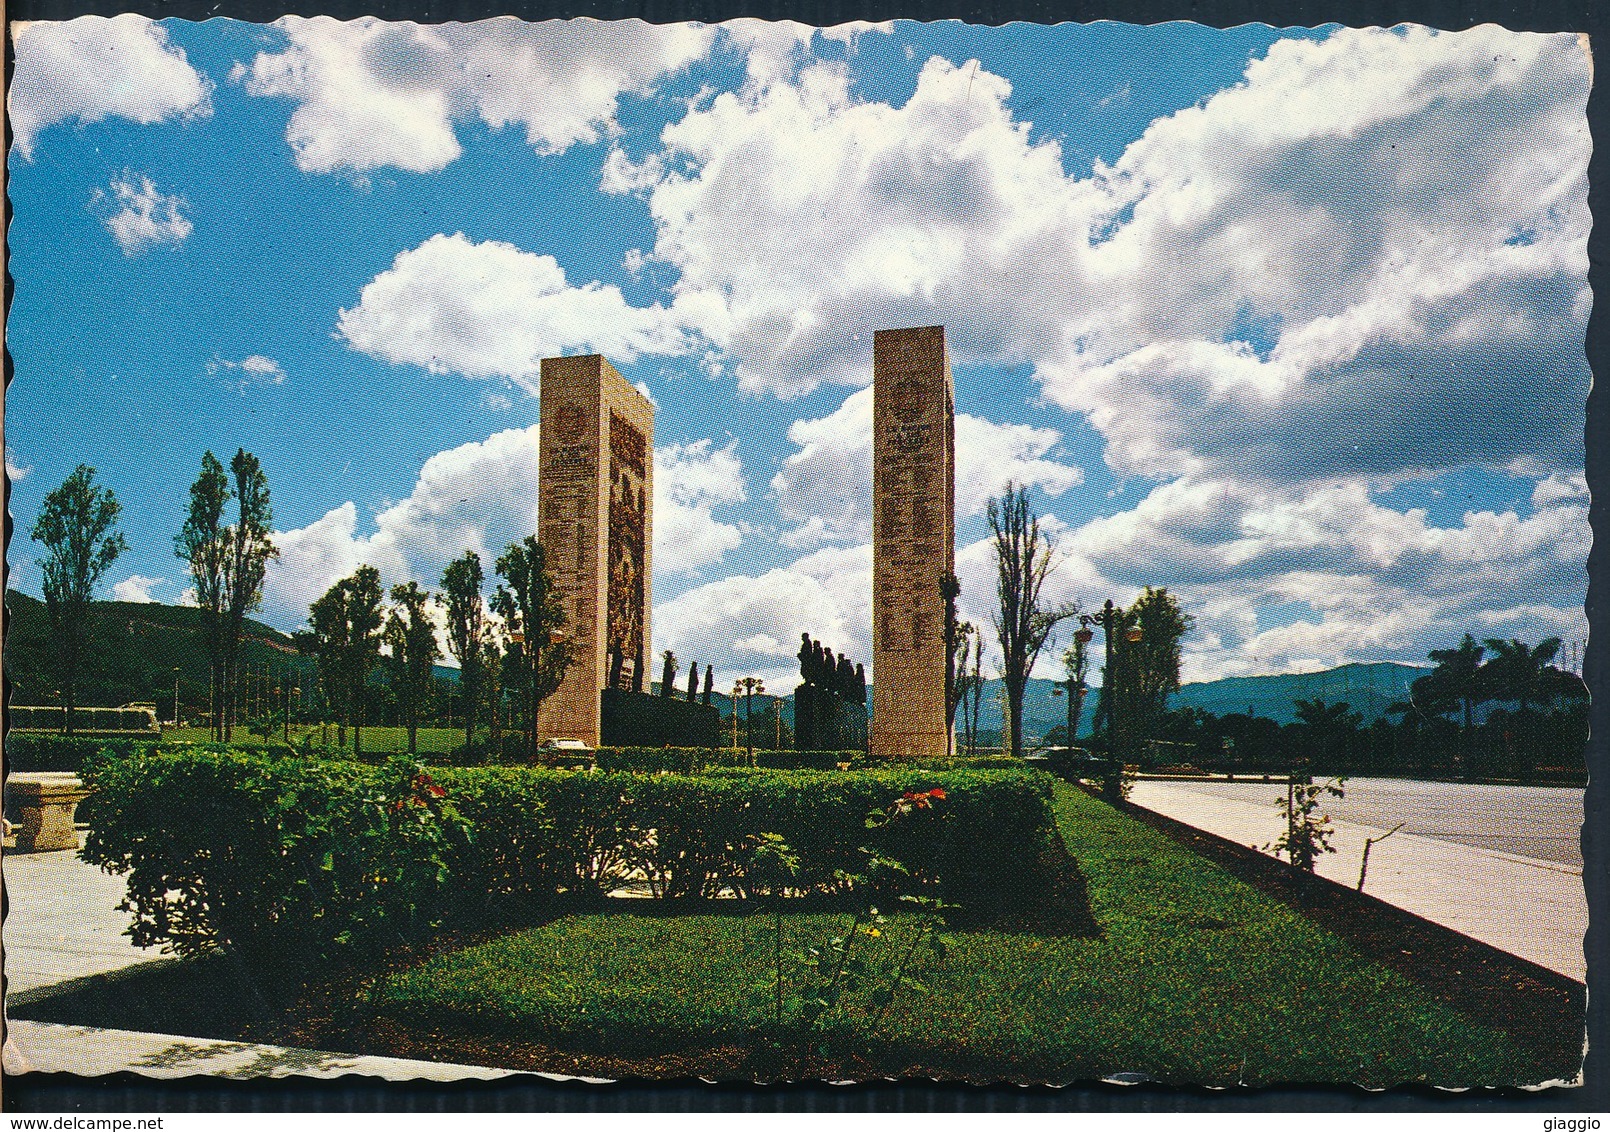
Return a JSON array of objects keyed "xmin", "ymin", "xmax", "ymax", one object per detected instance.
[
  {"xmin": 951, "ymin": 621, "xmax": 980, "ymax": 757},
  {"xmin": 175, "ymin": 452, "xmax": 230, "ymax": 740},
  {"xmin": 966, "ymin": 636, "xmax": 985, "ymax": 758},
  {"xmin": 30, "ymin": 465, "xmax": 128, "ymax": 734},
  {"xmin": 308, "ymin": 565, "xmax": 384, "ymax": 757},
  {"xmin": 987, "ymin": 483, "xmax": 1075, "ymax": 760},
  {"xmin": 385, "ymin": 581, "xmax": 441, "ymax": 756},
  {"xmin": 1415, "ymin": 633, "xmax": 1490, "ymax": 772},
  {"xmin": 441, "ymin": 551, "xmax": 488, "ymax": 757},
  {"xmin": 941, "ymin": 573, "xmax": 964, "ymax": 757},
  {"xmin": 493, "ymin": 536, "xmax": 577, "ymax": 760},
  {"xmin": 220, "ymin": 449, "xmax": 278, "ymax": 741},
  {"xmin": 1098, "ymin": 587, "xmax": 1193, "ymax": 764},
  {"xmin": 481, "ymin": 631, "xmax": 506, "ymax": 759},
  {"xmin": 1292, "ymin": 698, "xmax": 1364, "ymax": 769},
  {"xmin": 1481, "ymin": 637, "xmax": 1565, "ymax": 718}
]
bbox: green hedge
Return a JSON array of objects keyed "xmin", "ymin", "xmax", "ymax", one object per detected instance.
[
  {"xmin": 4, "ymin": 733, "xmax": 141, "ymax": 772},
  {"xmin": 80, "ymin": 748, "xmax": 1070, "ymax": 969},
  {"xmin": 3, "ymin": 732, "xmax": 305, "ymax": 773}
]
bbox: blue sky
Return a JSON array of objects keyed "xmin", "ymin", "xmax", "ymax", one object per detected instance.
[{"xmin": 6, "ymin": 16, "xmax": 1592, "ymax": 688}]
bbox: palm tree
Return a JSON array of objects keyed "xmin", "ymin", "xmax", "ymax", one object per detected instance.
[
  {"xmin": 1416, "ymin": 633, "xmax": 1491, "ymax": 773},
  {"xmin": 1481, "ymin": 637, "xmax": 1563, "ymax": 717},
  {"xmin": 1293, "ymin": 698, "xmax": 1364, "ymax": 768}
]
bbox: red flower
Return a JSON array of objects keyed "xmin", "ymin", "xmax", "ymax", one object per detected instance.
[
  {"xmin": 426, "ymin": 783, "xmax": 447, "ymax": 799},
  {"xmin": 928, "ymin": 787, "xmax": 946, "ymax": 801}
]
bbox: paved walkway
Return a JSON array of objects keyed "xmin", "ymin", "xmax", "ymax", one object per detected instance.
[
  {"xmin": 1127, "ymin": 779, "xmax": 1588, "ymax": 983},
  {"xmin": 2, "ymin": 1020, "xmax": 532, "ymax": 1082},
  {"xmin": 2, "ymin": 848, "xmax": 552, "ymax": 1082},
  {"xmin": 4, "ymin": 848, "xmax": 151, "ymax": 995}
]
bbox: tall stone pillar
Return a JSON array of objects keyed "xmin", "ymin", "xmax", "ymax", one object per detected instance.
[
  {"xmin": 537, "ymin": 355, "xmax": 654, "ymax": 747},
  {"xmin": 871, "ymin": 326, "xmax": 956, "ymax": 759}
]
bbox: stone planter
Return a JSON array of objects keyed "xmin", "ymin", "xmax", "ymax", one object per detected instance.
[{"xmin": 7, "ymin": 772, "xmax": 90, "ymax": 853}]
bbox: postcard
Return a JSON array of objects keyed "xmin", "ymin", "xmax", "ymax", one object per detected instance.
[{"xmin": 2, "ymin": 13, "xmax": 1593, "ymax": 1094}]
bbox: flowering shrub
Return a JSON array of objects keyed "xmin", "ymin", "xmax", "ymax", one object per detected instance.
[
  {"xmin": 777, "ymin": 787, "xmax": 956, "ymax": 1038},
  {"xmin": 1264, "ymin": 776, "xmax": 1347, "ymax": 871}
]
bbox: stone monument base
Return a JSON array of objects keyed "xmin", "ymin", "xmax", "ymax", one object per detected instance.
[{"xmin": 601, "ymin": 689, "xmax": 720, "ymax": 748}]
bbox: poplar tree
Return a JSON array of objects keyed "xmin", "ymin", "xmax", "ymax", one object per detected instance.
[
  {"xmin": 309, "ymin": 565, "xmax": 384, "ymax": 757},
  {"xmin": 175, "ymin": 453, "xmax": 229, "ymax": 740},
  {"xmin": 988, "ymin": 482, "xmax": 1075, "ymax": 760},
  {"xmin": 31, "ymin": 465, "xmax": 127, "ymax": 735},
  {"xmin": 441, "ymin": 551, "xmax": 487, "ymax": 757},
  {"xmin": 493, "ymin": 537, "xmax": 576, "ymax": 759},
  {"xmin": 385, "ymin": 581, "xmax": 440, "ymax": 756},
  {"xmin": 221, "ymin": 449, "xmax": 277, "ymax": 741}
]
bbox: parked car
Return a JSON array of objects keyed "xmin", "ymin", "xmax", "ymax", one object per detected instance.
[{"xmin": 537, "ymin": 737, "xmax": 595, "ymax": 769}]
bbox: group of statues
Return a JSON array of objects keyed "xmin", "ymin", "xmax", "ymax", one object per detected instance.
[
  {"xmin": 655, "ymin": 649, "xmax": 715, "ymax": 706},
  {"xmin": 795, "ymin": 633, "xmax": 869, "ymax": 751},
  {"xmin": 610, "ymin": 646, "xmax": 715, "ymax": 706},
  {"xmin": 797, "ymin": 633, "xmax": 867, "ymax": 704}
]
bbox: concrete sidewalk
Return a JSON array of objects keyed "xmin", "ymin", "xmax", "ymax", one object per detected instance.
[
  {"xmin": 4, "ymin": 848, "xmax": 155, "ymax": 995},
  {"xmin": 1127, "ymin": 780, "xmax": 1587, "ymax": 983},
  {"xmin": 2, "ymin": 1019, "xmax": 536, "ymax": 1082},
  {"xmin": 3, "ymin": 849, "xmax": 548, "ymax": 1083}
]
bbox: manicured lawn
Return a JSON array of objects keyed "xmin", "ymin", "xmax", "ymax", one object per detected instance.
[{"xmin": 370, "ymin": 781, "xmax": 1561, "ymax": 1085}]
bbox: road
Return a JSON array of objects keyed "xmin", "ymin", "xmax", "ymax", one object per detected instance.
[{"xmin": 1160, "ymin": 776, "xmax": 1582, "ymax": 867}]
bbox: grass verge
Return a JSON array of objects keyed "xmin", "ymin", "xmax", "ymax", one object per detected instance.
[{"xmin": 351, "ymin": 781, "xmax": 1571, "ymax": 1085}]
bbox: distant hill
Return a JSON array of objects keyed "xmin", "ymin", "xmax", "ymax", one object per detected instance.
[
  {"xmin": 927, "ymin": 662, "xmax": 1429, "ymax": 741},
  {"xmin": 1170, "ymin": 662, "xmax": 1427, "ymax": 726},
  {"xmin": 5, "ymin": 589, "xmax": 319, "ymax": 713}
]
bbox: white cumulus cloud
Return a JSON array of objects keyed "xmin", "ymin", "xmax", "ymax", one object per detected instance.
[
  {"xmin": 262, "ymin": 423, "xmax": 754, "ymax": 626},
  {"xmin": 235, "ymin": 16, "xmax": 714, "ymax": 174},
  {"xmin": 771, "ymin": 386, "xmax": 1083, "ymax": 546},
  {"xmin": 262, "ymin": 424, "xmax": 544, "ymax": 623},
  {"xmin": 90, "ymin": 174, "xmax": 193, "ymax": 255},
  {"xmin": 112, "ymin": 574, "xmax": 165, "ymax": 603},
  {"xmin": 1030, "ymin": 475, "xmax": 1591, "ymax": 682},
  {"xmin": 654, "ymin": 543, "xmax": 873, "ymax": 689},
  {"xmin": 208, "ymin": 354, "xmax": 287, "ymax": 391},
  {"xmin": 338, "ymin": 233, "xmax": 698, "ymax": 392},
  {"xmin": 10, "ymin": 16, "xmax": 211, "ymax": 159},
  {"xmin": 624, "ymin": 26, "xmax": 1588, "ymax": 493},
  {"xmin": 654, "ymin": 439, "xmax": 746, "ymax": 574}
]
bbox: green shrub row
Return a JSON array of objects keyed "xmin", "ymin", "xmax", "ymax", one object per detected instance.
[
  {"xmin": 5, "ymin": 732, "xmax": 136, "ymax": 772},
  {"xmin": 2, "ymin": 732, "xmax": 301, "ymax": 772},
  {"xmin": 5, "ymin": 728, "xmax": 1068, "ymax": 777},
  {"xmin": 444, "ymin": 741, "xmax": 1031, "ymax": 774},
  {"xmin": 79, "ymin": 748, "xmax": 1068, "ymax": 970}
]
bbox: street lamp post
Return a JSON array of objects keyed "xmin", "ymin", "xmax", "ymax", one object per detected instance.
[
  {"xmin": 1051, "ymin": 632, "xmax": 1090, "ymax": 751},
  {"xmin": 1077, "ymin": 599, "xmax": 1143, "ymax": 765},
  {"xmin": 733, "ymin": 677, "xmax": 765, "ymax": 761}
]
